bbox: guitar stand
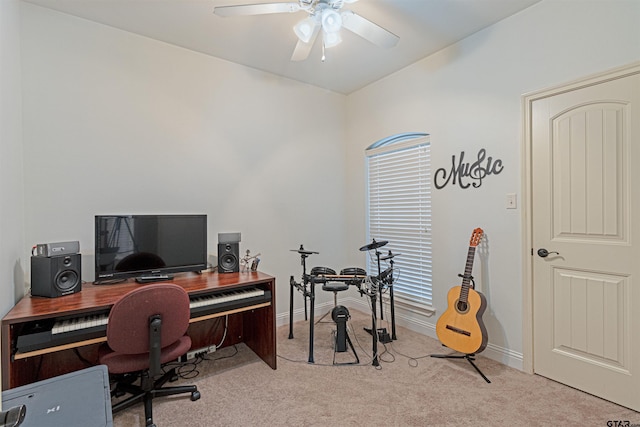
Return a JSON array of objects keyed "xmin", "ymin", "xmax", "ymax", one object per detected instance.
[{"xmin": 430, "ymin": 349, "xmax": 491, "ymax": 383}]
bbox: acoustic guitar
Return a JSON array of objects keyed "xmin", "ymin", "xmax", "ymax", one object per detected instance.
[{"xmin": 435, "ymin": 228, "xmax": 488, "ymax": 355}]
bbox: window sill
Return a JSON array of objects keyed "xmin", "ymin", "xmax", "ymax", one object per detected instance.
[{"xmin": 382, "ymin": 294, "xmax": 436, "ymax": 317}]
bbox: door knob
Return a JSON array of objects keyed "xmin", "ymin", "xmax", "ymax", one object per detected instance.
[{"xmin": 537, "ymin": 248, "xmax": 559, "ymax": 258}]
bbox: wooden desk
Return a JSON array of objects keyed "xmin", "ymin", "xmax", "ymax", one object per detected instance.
[{"xmin": 1, "ymin": 271, "xmax": 276, "ymax": 390}]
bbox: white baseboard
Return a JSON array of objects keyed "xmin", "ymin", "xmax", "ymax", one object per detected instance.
[
  {"xmin": 277, "ymin": 300, "xmax": 335, "ymax": 326},
  {"xmin": 276, "ymin": 296, "xmax": 523, "ymax": 371}
]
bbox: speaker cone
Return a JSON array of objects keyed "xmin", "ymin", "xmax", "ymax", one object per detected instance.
[
  {"xmin": 55, "ymin": 270, "xmax": 79, "ymax": 291},
  {"xmin": 220, "ymin": 253, "xmax": 238, "ymax": 271}
]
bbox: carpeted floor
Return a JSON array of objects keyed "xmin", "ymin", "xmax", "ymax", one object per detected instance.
[{"xmin": 113, "ymin": 309, "xmax": 639, "ymax": 426}]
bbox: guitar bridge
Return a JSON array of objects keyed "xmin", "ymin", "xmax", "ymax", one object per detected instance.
[{"xmin": 445, "ymin": 324, "xmax": 471, "ymax": 336}]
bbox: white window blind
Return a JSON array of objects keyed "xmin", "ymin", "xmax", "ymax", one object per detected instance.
[{"xmin": 366, "ymin": 136, "xmax": 432, "ymax": 308}]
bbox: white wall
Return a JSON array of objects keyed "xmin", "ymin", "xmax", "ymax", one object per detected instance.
[
  {"xmin": 0, "ymin": 0, "xmax": 25, "ymax": 396},
  {"xmin": 1, "ymin": 0, "xmax": 25, "ymax": 313},
  {"xmin": 19, "ymin": 3, "xmax": 348, "ymax": 313},
  {"xmin": 345, "ymin": 0, "xmax": 640, "ymax": 367}
]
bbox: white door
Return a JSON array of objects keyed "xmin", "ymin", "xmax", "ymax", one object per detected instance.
[{"xmin": 531, "ymin": 67, "xmax": 640, "ymax": 410}]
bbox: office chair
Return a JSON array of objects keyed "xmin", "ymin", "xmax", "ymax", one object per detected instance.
[
  {"xmin": 98, "ymin": 283, "xmax": 200, "ymax": 427},
  {"xmin": 0, "ymin": 405, "xmax": 25, "ymax": 427}
]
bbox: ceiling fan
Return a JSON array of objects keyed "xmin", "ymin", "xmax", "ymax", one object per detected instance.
[{"xmin": 213, "ymin": 0, "xmax": 399, "ymax": 62}]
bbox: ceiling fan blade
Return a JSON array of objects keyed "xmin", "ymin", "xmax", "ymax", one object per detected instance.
[
  {"xmin": 341, "ymin": 10, "xmax": 399, "ymax": 49},
  {"xmin": 291, "ymin": 25, "xmax": 320, "ymax": 61},
  {"xmin": 214, "ymin": 2, "xmax": 302, "ymax": 17}
]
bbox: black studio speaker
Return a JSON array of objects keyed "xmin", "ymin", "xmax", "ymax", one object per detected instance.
[
  {"xmin": 218, "ymin": 243, "xmax": 239, "ymax": 273},
  {"xmin": 31, "ymin": 254, "xmax": 82, "ymax": 298}
]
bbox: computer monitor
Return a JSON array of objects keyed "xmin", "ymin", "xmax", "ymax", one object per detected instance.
[{"xmin": 94, "ymin": 214, "xmax": 207, "ymax": 284}]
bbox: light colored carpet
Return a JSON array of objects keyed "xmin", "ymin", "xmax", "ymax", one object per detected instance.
[{"xmin": 113, "ymin": 309, "xmax": 639, "ymax": 426}]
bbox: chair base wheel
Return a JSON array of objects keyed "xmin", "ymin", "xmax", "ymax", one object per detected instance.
[{"xmin": 191, "ymin": 391, "xmax": 201, "ymax": 401}]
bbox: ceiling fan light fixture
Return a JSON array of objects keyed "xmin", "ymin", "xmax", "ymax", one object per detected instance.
[
  {"xmin": 215, "ymin": 0, "xmax": 398, "ymax": 62},
  {"xmin": 294, "ymin": 16, "xmax": 317, "ymax": 43},
  {"xmin": 323, "ymin": 29, "xmax": 342, "ymax": 48},
  {"xmin": 321, "ymin": 9, "xmax": 342, "ymax": 33}
]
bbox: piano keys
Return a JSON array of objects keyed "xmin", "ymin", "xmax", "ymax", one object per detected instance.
[
  {"xmin": 52, "ymin": 313, "xmax": 109, "ymax": 335},
  {"xmin": 189, "ymin": 287, "xmax": 266, "ymax": 316},
  {"xmin": 14, "ymin": 286, "xmax": 270, "ymax": 355}
]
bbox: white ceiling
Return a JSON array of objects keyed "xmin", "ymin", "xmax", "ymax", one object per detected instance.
[{"xmin": 22, "ymin": 0, "xmax": 541, "ymax": 94}]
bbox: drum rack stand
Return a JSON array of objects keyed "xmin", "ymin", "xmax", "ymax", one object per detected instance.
[
  {"xmin": 287, "ymin": 245, "xmax": 323, "ymax": 364},
  {"xmin": 365, "ymin": 287, "xmax": 380, "ymax": 366},
  {"xmin": 288, "ymin": 245, "xmax": 381, "ymax": 366}
]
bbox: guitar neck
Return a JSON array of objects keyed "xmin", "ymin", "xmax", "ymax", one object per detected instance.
[{"xmin": 459, "ymin": 246, "xmax": 477, "ymax": 301}]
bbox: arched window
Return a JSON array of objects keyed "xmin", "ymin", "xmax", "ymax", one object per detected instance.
[{"xmin": 366, "ymin": 133, "xmax": 433, "ymax": 310}]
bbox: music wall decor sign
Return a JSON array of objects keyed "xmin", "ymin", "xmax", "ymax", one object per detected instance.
[{"xmin": 434, "ymin": 148, "xmax": 504, "ymax": 189}]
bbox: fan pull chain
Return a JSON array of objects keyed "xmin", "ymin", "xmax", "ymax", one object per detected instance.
[{"xmin": 321, "ymin": 43, "xmax": 326, "ymax": 62}]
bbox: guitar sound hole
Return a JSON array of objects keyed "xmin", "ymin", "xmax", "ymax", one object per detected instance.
[{"xmin": 456, "ymin": 300, "xmax": 469, "ymax": 314}]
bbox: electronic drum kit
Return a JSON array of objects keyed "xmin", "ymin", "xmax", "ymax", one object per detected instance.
[{"xmin": 288, "ymin": 240, "xmax": 399, "ymax": 366}]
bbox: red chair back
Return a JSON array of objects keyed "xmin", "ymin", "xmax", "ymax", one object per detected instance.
[{"xmin": 106, "ymin": 283, "xmax": 190, "ymax": 355}]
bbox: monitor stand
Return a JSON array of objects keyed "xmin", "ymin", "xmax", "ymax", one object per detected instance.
[{"xmin": 135, "ymin": 274, "xmax": 174, "ymax": 284}]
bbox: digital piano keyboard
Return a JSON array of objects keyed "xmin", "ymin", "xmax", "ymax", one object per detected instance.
[{"xmin": 15, "ymin": 286, "xmax": 270, "ymax": 355}]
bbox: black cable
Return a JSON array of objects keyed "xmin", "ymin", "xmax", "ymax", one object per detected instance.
[
  {"xmin": 377, "ymin": 343, "xmax": 396, "ymax": 364},
  {"xmin": 387, "ymin": 341, "xmax": 432, "ymax": 367},
  {"xmin": 73, "ymin": 348, "xmax": 95, "ymax": 366},
  {"xmin": 34, "ymin": 355, "xmax": 43, "ymax": 381},
  {"xmin": 173, "ymin": 360, "xmax": 200, "ymax": 380},
  {"xmin": 276, "ymin": 353, "xmax": 370, "ymax": 368},
  {"xmin": 162, "ymin": 356, "xmax": 201, "ymax": 380},
  {"xmin": 202, "ymin": 344, "xmax": 239, "ymax": 362},
  {"xmin": 162, "ymin": 341, "xmax": 244, "ymax": 383}
]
